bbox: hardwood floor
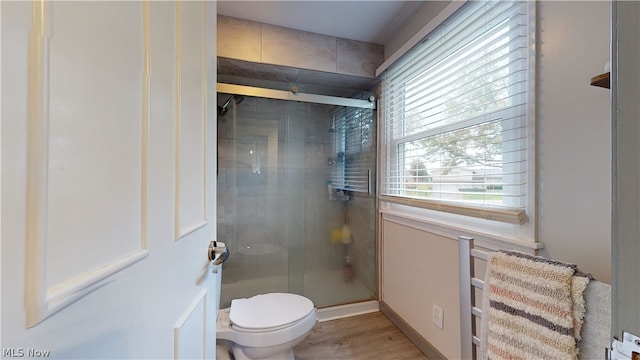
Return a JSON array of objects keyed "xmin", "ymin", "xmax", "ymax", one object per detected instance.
[{"xmin": 293, "ymin": 311, "xmax": 430, "ymax": 360}]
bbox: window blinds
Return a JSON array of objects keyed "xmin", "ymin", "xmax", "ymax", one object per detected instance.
[
  {"xmin": 381, "ymin": 0, "xmax": 533, "ymax": 218},
  {"xmin": 331, "ymin": 106, "xmax": 374, "ymax": 193}
]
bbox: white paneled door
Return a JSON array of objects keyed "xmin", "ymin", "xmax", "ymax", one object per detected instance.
[{"xmin": 1, "ymin": 1, "xmax": 218, "ymax": 359}]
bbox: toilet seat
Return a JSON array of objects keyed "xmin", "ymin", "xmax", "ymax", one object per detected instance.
[{"xmin": 230, "ymin": 293, "xmax": 314, "ymax": 332}]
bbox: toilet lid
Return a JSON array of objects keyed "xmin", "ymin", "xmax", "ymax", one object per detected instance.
[{"xmin": 229, "ymin": 293, "xmax": 314, "ymax": 331}]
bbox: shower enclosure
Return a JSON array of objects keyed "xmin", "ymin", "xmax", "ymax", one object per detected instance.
[{"xmin": 216, "ymin": 80, "xmax": 377, "ymax": 309}]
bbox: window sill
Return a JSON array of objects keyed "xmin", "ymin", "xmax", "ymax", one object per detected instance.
[
  {"xmin": 379, "ymin": 208, "xmax": 543, "ymax": 253},
  {"xmin": 379, "ymin": 195, "xmax": 528, "ymax": 225},
  {"xmin": 590, "ymin": 72, "xmax": 610, "ymax": 89}
]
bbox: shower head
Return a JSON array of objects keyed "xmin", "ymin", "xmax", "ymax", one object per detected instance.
[
  {"xmin": 218, "ymin": 95, "xmax": 245, "ymax": 117},
  {"xmin": 218, "ymin": 95, "xmax": 233, "ymax": 117}
]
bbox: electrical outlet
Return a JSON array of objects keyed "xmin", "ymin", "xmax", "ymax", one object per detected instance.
[{"xmin": 432, "ymin": 303, "xmax": 444, "ymax": 329}]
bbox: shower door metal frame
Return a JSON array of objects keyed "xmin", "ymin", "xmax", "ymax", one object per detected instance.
[
  {"xmin": 217, "ymin": 83, "xmax": 376, "ymax": 110},
  {"xmin": 217, "ymin": 82, "xmax": 378, "ymax": 307}
]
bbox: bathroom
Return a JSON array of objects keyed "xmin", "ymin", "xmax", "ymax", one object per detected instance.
[
  {"xmin": 2, "ymin": 1, "xmax": 637, "ymax": 359},
  {"xmin": 214, "ymin": 1, "xmax": 619, "ymax": 358}
]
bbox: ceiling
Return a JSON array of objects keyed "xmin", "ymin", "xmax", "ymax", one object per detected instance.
[{"xmin": 216, "ymin": 1, "xmax": 422, "ymax": 45}]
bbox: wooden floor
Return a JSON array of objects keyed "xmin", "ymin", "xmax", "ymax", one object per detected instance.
[{"xmin": 293, "ymin": 311, "xmax": 429, "ymax": 360}]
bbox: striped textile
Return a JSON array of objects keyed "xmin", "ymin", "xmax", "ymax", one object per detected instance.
[{"xmin": 485, "ymin": 251, "xmax": 591, "ymax": 360}]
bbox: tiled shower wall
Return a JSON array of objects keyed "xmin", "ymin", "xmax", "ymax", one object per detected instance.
[
  {"xmin": 217, "ymin": 15, "xmax": 384, "ymax": 79},
  {"xmin": 345, "ymin": 182, "xmax": 377, "ymax": 294},
  {"xmin": 217, "ymin": 95, "xmax": 376, "ymax": 295}
]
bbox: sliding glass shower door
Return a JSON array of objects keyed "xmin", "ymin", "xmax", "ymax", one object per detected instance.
[{"xmin": 216, "ymin": 89, "xmax": 376, "ymax": 308}]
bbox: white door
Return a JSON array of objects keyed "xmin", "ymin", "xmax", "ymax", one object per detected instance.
[{"xmin": 1, "ymin": 1, "xmax": 219, "ymax": 359}]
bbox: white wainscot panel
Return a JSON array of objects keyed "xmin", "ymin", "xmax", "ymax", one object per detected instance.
[
  {"xmin": 175, "ymin": 1, "xmax": 207, "ymax": 240},
  {"xmin": 26, "ymin": 1, "xmax": 149, "ymax": 327},
  {"xmin": 174, "ymin": 289, "xmax": 207, "ymax": 360}
]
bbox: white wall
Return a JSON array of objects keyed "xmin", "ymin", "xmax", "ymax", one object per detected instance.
[
  {"xmin": 1, "ymin": 2, "xmax": 219, "ymax": 358},
  {"xmin": 535, "ymin": 1, "xmax": 611, "ymax": 283},
  {"xmin": 381, "ymin": 219, "xmax": 461, "ymax": 359},
  {"xmin": 382, "ymin": 1, "xmax": 452, "ymax": 60}
]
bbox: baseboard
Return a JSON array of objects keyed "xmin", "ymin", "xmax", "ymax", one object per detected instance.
[
  {"xmin": 316, "ymin": 300, "xmax": 380, "ymax": 322},
  {"xmin": 379, "ymin": 301, "xmax": 446, "ymax": 360}
]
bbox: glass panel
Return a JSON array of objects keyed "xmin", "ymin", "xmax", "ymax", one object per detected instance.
[{"xmin": 216, "ymin": 93, "xmax": 376, "ymax": 308}]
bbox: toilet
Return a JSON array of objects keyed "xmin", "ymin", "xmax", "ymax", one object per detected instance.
[{"xmin": 216, "ymin": 292, "xmax": 317, "ymax": 360}]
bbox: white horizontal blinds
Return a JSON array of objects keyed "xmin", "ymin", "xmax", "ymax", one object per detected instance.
[
  {"xmin": 331, "ymin": 106, "xmax": 374, "ymax": 193},
  {"xmin": 382, "ymin": 0, "xmax": 532, "ymax": 212}
]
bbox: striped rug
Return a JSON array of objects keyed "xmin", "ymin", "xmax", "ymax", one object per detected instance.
[{"xmin": 484, "ymin": 251, "xmax": 591, "ymax": 360}]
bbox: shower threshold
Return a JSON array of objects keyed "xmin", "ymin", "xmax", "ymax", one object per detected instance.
[{"xmin": 221, "ymin": 269, "xmax": 376, "ymax": 309}]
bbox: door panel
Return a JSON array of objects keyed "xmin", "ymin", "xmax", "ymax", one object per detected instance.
[
  {"xmin": 174, "ymin": 289, "xmax": 207, "ymax": 360},
  {"xmin": 22, "ymin": 1, "xmax": 150, "ymax": 326},
  {"xmin": 45, "ymin": 1, "xmax": 147, "ymax": 287},
  {"xmin": 176, "ymin": 0, "xmax": 208, "ymax": 239}
]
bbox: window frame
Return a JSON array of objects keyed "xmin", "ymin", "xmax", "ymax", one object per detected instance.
[{"xmin": 379, "ymin": 0, "xmax": 536, "ymax": 240}]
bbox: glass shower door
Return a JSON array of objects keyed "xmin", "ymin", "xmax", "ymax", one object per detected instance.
[{"xmin": 216, "ymin": 91, "xmax": 376, "ymax": 308}]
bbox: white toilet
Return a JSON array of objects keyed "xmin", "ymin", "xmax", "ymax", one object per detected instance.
[{"xmin": 216, "ymin": 292, "xmax": 317, "ymax": 360}]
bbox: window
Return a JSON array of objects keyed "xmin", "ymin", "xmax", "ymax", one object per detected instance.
[
  {"xmin": 380, "ymin": 0, "xmax": 534, "ymax": 224},
  {"xmin": 331, "ymin": 106, "xmax": 375, "ymax": 194}
]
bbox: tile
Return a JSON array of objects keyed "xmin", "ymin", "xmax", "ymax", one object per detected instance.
[
  {"xmin": 305, "ymin": 109, "xmax": 332, "ymax": 143},
  {"xmin": 217, "ymin": 57, "xmax": 300, "ymax": 83},
  {"xmin": 262, "ymin": 23, "xmax": 337, "ymax": 73},
  {"xmin": 337, "ymin": 38, "xmax": 384, "ymax": 78},
  {"xmin": 306, "ymin": 143, "xmax": 330, "ymax": 168},
  {"xmin": 217, "ymin": 59, "xmax": 380, "ymax": 96},
  {"xmin": 287, "ymin": 110, "xmax": 306, "ymax": 143},
  {"xmin": 281, "ymin": 141, "xmax": 305, "ymax": 168},
  {"xmin": 296, "ymin": 68, "xmax": 380, "ymax": 92},
  {"xmin": 217, "ymin": 15, "xmax": 261, "ymax": 62}
]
